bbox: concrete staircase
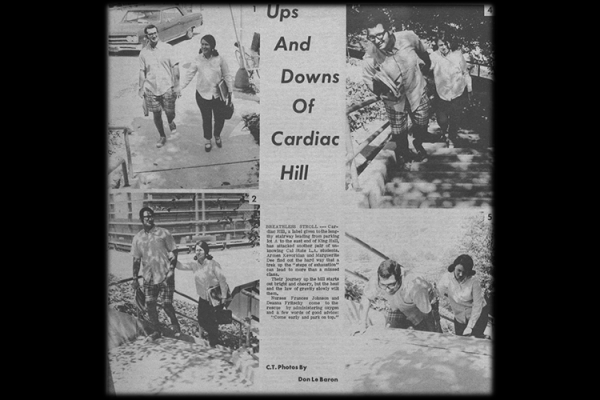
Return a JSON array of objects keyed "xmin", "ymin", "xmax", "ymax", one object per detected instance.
[
  {"xmin": 386, "ymin": 142, "xmax": 492, "ymax": 208},
  {"xmin": 107, "ymin": 308, "xmax": 258, "ymax": 393},
  {"xmin": 355, "ymin": 130, "xmax": 492, "ymax": 208}
]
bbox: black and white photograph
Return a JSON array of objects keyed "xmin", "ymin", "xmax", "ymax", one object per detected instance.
[
  {"xmin": 108, "ymin": 5, "xmax": 260, "ymax": 190},
  {"xmin": 343, "ymin": 209, "xmax": 493, "ymax": 393},
  {"xmin": 105, "ymin": 3, "xmax": 497, "ymax": 395},
  {"xmin": 345, "ymin": 5, "xmax": 493, "ymax": 208},
  {"xmin": 107, "ymin": 190, "xmax": 260, "ymax": 393}
]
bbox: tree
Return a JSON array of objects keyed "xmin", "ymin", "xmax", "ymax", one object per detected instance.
[
  {"xmin": 347, "ymin": 5, "xmax": 493, "ymax": 69},
  {"xmin": 457, "ymin": 214, "xmax": 493, "ymax": 300}
]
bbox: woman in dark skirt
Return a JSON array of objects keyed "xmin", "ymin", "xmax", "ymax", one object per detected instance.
[{"xmin": 176, "ymin": 241, "xmax": 230, "ymax": 346}]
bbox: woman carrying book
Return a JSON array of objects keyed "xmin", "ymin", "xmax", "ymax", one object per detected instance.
[
  {"xmin": 176, "ymin": 241, "xmax": 230, "ymax": 347},
  {"xmin": 180, "ymin": 34, "xmax": 234, "ymax": 152}
]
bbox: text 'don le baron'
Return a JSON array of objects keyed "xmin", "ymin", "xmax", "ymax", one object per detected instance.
[{"xmin": 265, "ymin": 364, "xmax": 338, "ymax": 382}]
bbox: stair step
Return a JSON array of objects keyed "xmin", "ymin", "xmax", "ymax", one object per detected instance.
[
  {"xmin": 386, "ymin": 181, "xmax": 491, "ymax": 193},
  {"xmin": 420, "ymin": 154, "xmax": 492, "ymax": 163},
  {"xmin": 384, "ymin": 196, "xmax": 493, "ymax": 208},
  {"xmin": 398, "ymin": 162, "xmax": 492, "ymax": 172},
  {"xmin": 422, "ymin": 144, "xmax": 492, "ymax": 155},
  {"xmin": 391, "ymin": 171, "xmax": 491, "ymax": 185}
]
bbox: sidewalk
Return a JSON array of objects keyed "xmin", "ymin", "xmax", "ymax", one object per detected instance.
[{"xmin": 108, "ymin": 6, "xmax": 261, "ymax": 189}]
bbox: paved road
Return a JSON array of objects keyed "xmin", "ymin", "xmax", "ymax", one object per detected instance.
[{"xmin": 108, "ymin": 5, "xmax": 261, "ymax": 189}]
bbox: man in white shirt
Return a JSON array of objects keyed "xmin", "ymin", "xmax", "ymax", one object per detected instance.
[
  {"xmin": 360, "ymin": 260, "xmax": 439, "ymax": 332},
  {"xmin": 131, "ymin": 207, "xmax": 181, "ymax": 337},
  {"xmin": 138, "ymin": 25, "xmax": 181, "ymax": 148},
  {"xmin": 362, "ymin": 11, "xmax": 443, "ymax": 163}
]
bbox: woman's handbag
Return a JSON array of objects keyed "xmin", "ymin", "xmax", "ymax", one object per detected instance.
[
  {"xmin": 216, "ymin": 96, "xmax": 234, "ymax": 120},
  {"xmin": 213, "ymin": 304, "xmax": 233, "ymax": 325},
  {"xmin": 209, "ymin": 285, "xmax": 233, "ymax": 325},
  {"xmin": 216, "ymin": 79, "xmax": 234, "ymax": 120}
]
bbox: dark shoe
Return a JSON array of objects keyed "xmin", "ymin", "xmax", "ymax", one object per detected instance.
[
  {"xmin": 169, "ymin": 121, "xmax": 177, "ymax": 134},
  {"xmin": 146, "ymin": 331, "xmax": 162, "ymax": 342},
  {"xmin": 156, "ymin": 137, "xmax": 166, "ymax": 148},
  {"xmin": 205, "ymin": 142, "xmax": 212, "ymax": 152},
  {"xmin": 434, "ymin": 134, "xmax": 446, "ymax": 143},
  {"xmin": 413, "ymin": 150, "xmax": 428, "ymax": 162},
  {"xmin": 449, "ymin": 135, "xmax": 460, "ymax": 147},
  {"xmin": 215, "ymin": 137, "xmax": 222, "ymax": 148}
]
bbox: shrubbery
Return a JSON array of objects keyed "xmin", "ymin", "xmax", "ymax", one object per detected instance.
[
  {"xmin": 346, "ymin": 77, "xmax": 387, "ymax": 133},
  {"xmin": 108, "ymin": 273, "xmax": 257, "ymax": 349},
  {"xmin": 458, "ymin": 214, "xmax": 493, "ymax": 300}
]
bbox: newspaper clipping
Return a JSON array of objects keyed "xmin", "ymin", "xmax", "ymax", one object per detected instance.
[{"xmin": 107, "ymin": 3, "xmax": 494, "ymax": 394}]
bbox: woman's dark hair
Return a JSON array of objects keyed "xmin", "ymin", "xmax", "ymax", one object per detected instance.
[
  {"xmin": 200, "ymin": 34, "xmax": 219, "ymax": 56},
  {"xmin": 448, "ymin": 254, "xmax": 475, "ymax": 275},
  {"xmin": 194, "ymin": 241, "xmax": 213, "ymax": 260},
  {"xmin": 377, "ymin": 259, "xmax": 403, "ymax": 284},
  {"xmin": 138, "ymin": 206, "xmax": 154, "ymax": 221},
  {"xmin": 432, "ymin": 32, "xmax": 457, "ymax": 52}
]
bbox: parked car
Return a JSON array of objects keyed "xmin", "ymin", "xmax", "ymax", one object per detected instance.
[{"xmin": 109, "ymin": 5, "xmax": 202, "ymax": 53}]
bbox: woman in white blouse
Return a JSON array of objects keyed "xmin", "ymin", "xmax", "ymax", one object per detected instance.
[
  {"xmin": 180, "ymin": 34, "xmax": 234, "ymax": 152},
  {"xmin": 176, "ymin": 241, "xmax": 229, "ymax": 347},
  {"xmin": 437, "ymin": 254, "xmax": 488, "ymax": 338},
  {"xmin": 429, "ymin": 33, "xmax": 473, "ymax": 148}
]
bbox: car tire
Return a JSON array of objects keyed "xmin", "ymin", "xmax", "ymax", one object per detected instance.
[{"xmin": 186, "ymin": 27, "xmax": 194, "ymax": 40}]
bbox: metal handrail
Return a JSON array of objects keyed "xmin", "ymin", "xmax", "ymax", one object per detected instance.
[
  {"xmin": 108, "ymin": 278, "xmax": 259, "ymax": 348},
  {"xmin": 346, "ymin": 95, "xmax": 390, "ymax": 188},
  {"xmin": 108, "ymin": 156, "xmax": 130, "ymax": 187},
  {"xmin": 343, "ymin": 268, "xmax": 454, "ymax": 323}
]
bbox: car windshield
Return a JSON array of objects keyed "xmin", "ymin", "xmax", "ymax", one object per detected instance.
[{"xmin": 122, "ymin": 10, "xmax": 160, "ymax": 24}]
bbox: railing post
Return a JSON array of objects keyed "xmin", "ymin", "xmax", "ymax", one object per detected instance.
[
  {"xmin": 123, "ymin": 127, "xmax": 133, "ymax": 177},
  {"xmin": 345, "ymin": 117, "xmax": 360, "ymax": 190},
  {"xmin": 121, "ymin": 160, "xmax": 129, "ymax": 187},
  {"xmin": 127, "ymin": 191, "xmax": 132, "ymax": 221},
  {"xmin": 195, "ymin": 192, "xmax": 200, "ymax": 236}
]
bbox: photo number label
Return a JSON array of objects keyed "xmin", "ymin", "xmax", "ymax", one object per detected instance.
[
  {"xmin": 484, "ymin": 5, "xmax": 493, "ymax": 16},
  {"xmin": 483, "ymin": 211, "xmax": 493, "ymax": 223}
]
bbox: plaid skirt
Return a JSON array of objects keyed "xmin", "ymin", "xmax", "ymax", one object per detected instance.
[{"xmin": 144, "ymin": 87, "xmax": 176, "ymax": 114}]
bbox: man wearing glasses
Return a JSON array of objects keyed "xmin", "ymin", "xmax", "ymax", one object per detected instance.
[
  {"xmin": 131, "ymin": 207, "xmax": 181, "ymax": 337},
  {"xmin": 138, "ymin": 24, "xmax": 181, "ymax": 148},
  {"xmin": 361, "ymin": 11, "xmax": 442, "ymax": 163},
  {"xmin": 359, "ymin": 259, "xmax": 439, "ymax": 333}
]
